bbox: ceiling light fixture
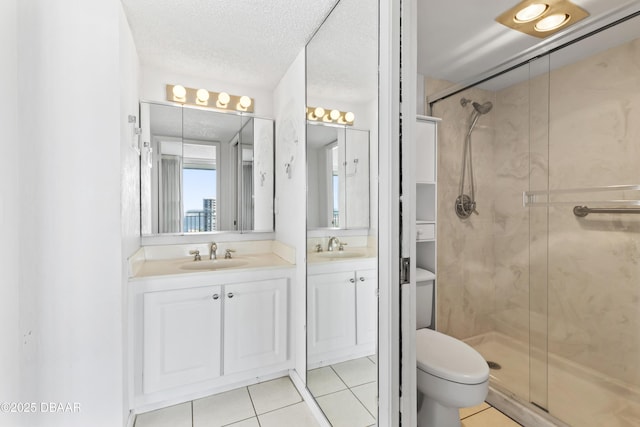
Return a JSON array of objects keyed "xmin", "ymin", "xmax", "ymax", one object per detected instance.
[
  {"xmin": 166, "ymin": 85, "xmax": 255, "ymax": 113},
  {"xmin": 535, "ymin": 13, "xmax": 570, "ymax": 32},
  {"xmin": 514, "ymin": 3, "xmax": 548, "ymax": 22},
  {"xmin": 495, "ymin": 0, "xmax": 588, "ymax": 38}
]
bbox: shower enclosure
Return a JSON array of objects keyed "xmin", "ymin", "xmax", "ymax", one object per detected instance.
[{"xmin": 430, "ymin": 15, "xmax": 640, "ymax": 427}]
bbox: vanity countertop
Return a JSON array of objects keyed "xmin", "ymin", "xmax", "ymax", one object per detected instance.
[
  {"xmin": 132, "ymin": 252, "xmax": 294, "ymax": 279},
  {"xmin": 307, "ymin": 247, "xmax": 377, "ymax": 264}
]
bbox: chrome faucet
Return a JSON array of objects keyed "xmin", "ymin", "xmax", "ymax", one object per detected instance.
[
  {"xmin": 210, "ymin": 242, "xmax": 218, "ymax": 260},
  {"xmin": 327, "ymin": 236, "xmax": 341, "ymax": 252}
]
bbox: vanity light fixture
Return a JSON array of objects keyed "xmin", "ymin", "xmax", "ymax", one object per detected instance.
[
  {"xmin": 196, "ymin": 88, "xmax": 210, "ymax": 105},
  {"xmin": 217, "ymin": 92, "xmax": 231, "ymax": 108},
  {"xmin": 166, "ymin": 84, "xmax": 254, "ymax": 113},
  {"xmin": 307, "ymin": 106, "xmax": 355, "ymax": 125},
  {"xmin": 238, "ymin": 95, "xmax": 252, "ymax": 110},
  {"xmin": 172, "ymin": 84, "xmax": 187, "ymax": 102},
  {"xmin": 495, "ymin": 0, "xmax": 588, "ymax": 38}
]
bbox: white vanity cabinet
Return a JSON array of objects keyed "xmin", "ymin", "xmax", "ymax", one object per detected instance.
[
  {"xmin": 130, "ymin": 267, "xmax": 294, "ymax": 411},
  {"xmin": 143, "ymin": 286, "xmax": 222, "ymax": 394},
  {"xmin": 223, "ymin": 279, "xmax": 288, "ymax": 375},
  {"xmin": 307, "ymin": 260, "xmax": 377, "ymax": 367}
]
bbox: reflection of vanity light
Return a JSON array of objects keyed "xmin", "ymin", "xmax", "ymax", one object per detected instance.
[
  {"xmin": 196, "ymin": 88, "xmax": 210, "ymax": 105},
  {"xmin": 306, "ymin": 106, "xmax": 355, "ymax": 125},
  {"xmin": 217, "ymin": 92, "xmax": 231, "ymax": 108},
  {"xmin": 172, "ymin": 85, "xmax": 187, "ymax": 102},
  {"xmin": 344, "ymin": 112, "xmax": 355, "ymax": 123}
]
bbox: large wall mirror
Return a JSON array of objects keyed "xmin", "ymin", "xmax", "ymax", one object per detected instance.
[
  {"xmin": 305, "ymin": 0, "xmax": 378, "ymax": 424},
  {"xmin": 140, "ymin": 101, "xmax": 274, "ymax": 235},
  {"xmin": 307, "ymin": 123, "xmax": 370, "ymax": 229}
]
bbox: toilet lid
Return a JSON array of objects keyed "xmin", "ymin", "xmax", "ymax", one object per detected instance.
[{"xmin": 416, "ymin": 328, "xmax": 489, "ymax": 385}]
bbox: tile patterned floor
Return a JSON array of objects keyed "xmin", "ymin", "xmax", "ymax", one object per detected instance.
[
  {"xmin": 307, "ymin": 356, "xmax": 377, "ymax": 427},
  {"xmin": 134, "ymin": 373, "xmax": 522, "ymax": 427},
  {"xmin": 134, "ymin": 377, "xmax": 320, "ymax": 427}
]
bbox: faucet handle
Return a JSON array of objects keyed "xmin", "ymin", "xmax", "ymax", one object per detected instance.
[
  {"xmin": 338, "ymin": 242, "xmax": 348, "ymax": 251},
  {"xmin": 224, "ymin": 249, "xmax": 236, "ymax": 259},
  {"xmin": 315, "ymin": 244, "xmax": 323, "ymax": 252},
  {"xmin": 189, "ymin": 249, "xmax": 201, "ymax": 261}
]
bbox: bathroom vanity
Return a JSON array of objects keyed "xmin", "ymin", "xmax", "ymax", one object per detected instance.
[
  {"xmin": 307, "ymin": 249, "xmax": 377, "ymax": 368},
  {"xmin": 128, "ymin": 242, "xmax": 295, "ymax": 412}
]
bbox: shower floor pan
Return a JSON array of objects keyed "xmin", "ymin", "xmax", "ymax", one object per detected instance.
[{"xmin": 465, "ymin": 332, "xmax": 640, "ymax": 427}]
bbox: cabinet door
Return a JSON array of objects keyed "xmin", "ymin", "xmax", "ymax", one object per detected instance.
[
  {"xmin": 143, "ymin": 286, "xmax": 222, "ymax": 394},
  {"xmin": 307, "ymin": 271, "xmax": 357, "ymax": 357},
  {"xmin": 223, "ymin": 278, "xmax": 288, "ymax": 375},
  {"xmin": 356, "ymin": 269, "xmax": 378, "ymax": 345}
]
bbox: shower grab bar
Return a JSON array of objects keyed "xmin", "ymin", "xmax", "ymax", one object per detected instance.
[
  {"xmin": 524, "ymin": 184, "xmax": 640, "ymax": 207},
  {"xmin": 573, "ymin": 206, "xmax": 640, "ymax": 217}
]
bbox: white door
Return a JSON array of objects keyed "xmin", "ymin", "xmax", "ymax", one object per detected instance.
[
  {"xmin": 356, "ymin": 268, "xmax": 378, "ymax": 346},
  {"xmin": 223, "ymin": 278, "xmax": 288, "ymax": 375},
  {"xmin": 143, "ymin": 286, "xmax": 222, "ymax": 394},
  {"xmin": 307, "ymin": 271, "xmax": 357, "ymax": 358}
]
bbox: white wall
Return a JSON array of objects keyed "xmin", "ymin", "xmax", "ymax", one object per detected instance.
[
  {"xmin": 119, "ymin": 3, "xmax": 141, "ymax": 424},
  {"xmin": 16, "ymin": 0, "xmax": 124, "ymax": 425},
  {"xmin": 0, "ymin": 1, "xmax": 21, "ymax": 425},
  {"xmin": 273, "ymin": 50, "xmax": 307, "ymax": 378},
  {"xmin": 141, "ymin": 65, "xmax": 275, "ymax": 117}
]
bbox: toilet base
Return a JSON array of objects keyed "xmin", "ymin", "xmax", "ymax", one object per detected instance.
[{"xmin": 418, "ymin": 395, "xmax": 461, "ymax": 427}]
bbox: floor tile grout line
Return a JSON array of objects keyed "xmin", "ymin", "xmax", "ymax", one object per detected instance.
[
  {"xmin": 347, "ymin": 383, "xmax": 376, "ymax": 420},
  {"xmin": 328, "ymin": 364, "xmax": 350, "ymax": 389},
  {"xmin": 245, "ymin": 386, "xmax": 262, "ymax": 427},
  {"xmin": 460, "ymin": 405, "xmax": 493, "ymax": 420},
  {"xmin": 220, "ymin": 415, "xmax": 260, "ymax": 427}
]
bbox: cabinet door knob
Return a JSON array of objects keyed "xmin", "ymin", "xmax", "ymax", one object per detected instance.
[
  {"xmin": 359, "ymin": 277, "xmax": 365, "ymax": 282},
  {"xmin": 212, "ymin": 294, "xmax": 219, "ymax": 300},
  {"xmin": 227, "ymin": 292, "xmax": 234, "ymax": 298},
  {"xmin": 349, "ymin": 278, "xmax": 355, "ymax": 283}
]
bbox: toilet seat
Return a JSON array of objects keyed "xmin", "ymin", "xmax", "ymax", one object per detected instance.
[{"xmin": 416, "ymin": 328, "xmax": 489, "ymax": 385}]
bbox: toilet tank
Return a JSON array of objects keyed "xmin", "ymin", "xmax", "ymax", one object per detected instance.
[{"xmin": 416, "ymin": 268, "xmax": 436, "ymax": 329}]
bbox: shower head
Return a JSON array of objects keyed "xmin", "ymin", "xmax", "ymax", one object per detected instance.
[{"xmin": 472, "ymin": 101, "xmax": 493, "ymax": 115}]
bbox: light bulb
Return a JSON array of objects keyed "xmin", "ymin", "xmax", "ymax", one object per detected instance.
[
  {"xmin": 314, "ymin": 107, "xmax": 325, "ymax": 119},
  {"xmin": 330, "ymin": 109, "xmax": 341, "ymax": 121},
  {"xmin": 172, "ymin": 85, "xmax": 186, "ymax": 100},
  {"xmin": 514, "ymin": 3, "xmax": 548, "ymax": 22},
  {"xmin": 196, "ymin": 88, "xmax": 210, "ymax": 103},
  {"xmin": 217, "ymin": 92, "xmax": 231, "ymax": 106},
  {"xmin": 344, "ymin": 112, "xmax": 355, "ymax": 123},
  {"xmin": 239, "ymin": 96, "xmax": 252, "ymax": 109},
  {"xmin": 535, "ymin": 13, "xmax": 570, "ymax": 32}
]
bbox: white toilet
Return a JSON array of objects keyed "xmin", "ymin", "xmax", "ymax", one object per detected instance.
[{"xmin": 416, "ymin": 272, "xmax": 489, "ymax": 427}]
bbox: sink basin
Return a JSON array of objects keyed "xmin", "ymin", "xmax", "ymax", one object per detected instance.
[
  {"xmin": 180, "ymin": 259, "xmax": 249, "ymax": 271},
  {"xmin": 316, "ymin": 251, "xmax": 365, "ymax": 260}
]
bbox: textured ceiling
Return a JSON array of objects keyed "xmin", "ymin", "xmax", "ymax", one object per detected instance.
[
  {"xmin": 122, "ymin": 0, "xmax": 338, "ymax": 90},
  {"xmin": 418, "ymin": 0, "xmax": 640, "ymax": 86},
  {"xmin": 306, "ymin": 0, "xmax": 378, "ymax": 104}
]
